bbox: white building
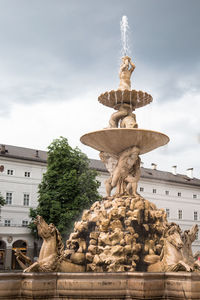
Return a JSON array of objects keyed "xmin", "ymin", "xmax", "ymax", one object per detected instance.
[
  {"xmin": 0, "ymin": 144, "xmax": 46, "ymax": 270},
  {"xmin": 0, "ymin": 144, "xmax": 200, "ymax": 270}
]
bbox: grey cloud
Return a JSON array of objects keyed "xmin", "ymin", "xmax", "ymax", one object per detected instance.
[{"xmin": 0, "ymin": 0, "xmax": 200, "ymax": 113}]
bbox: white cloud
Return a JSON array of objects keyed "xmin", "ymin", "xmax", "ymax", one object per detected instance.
[
  {"xmin": 136, "ymin": 91, "xmax": 200, "ymax": 177},
  {"xmin": 0, "ymin": 0, "xmax": 200, "ymax": 179},
  {"xmin": 1, "ymin": 87, "xmax": 200, "ymax": 178}
]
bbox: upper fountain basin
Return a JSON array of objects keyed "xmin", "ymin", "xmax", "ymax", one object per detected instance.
[
  {"xmin": 80, "ymin": 128, "xmax": 169, "ymax": 155},
  {"xmin": 98, "ymin": 89, "xmax": 153, "ymax": 111}
]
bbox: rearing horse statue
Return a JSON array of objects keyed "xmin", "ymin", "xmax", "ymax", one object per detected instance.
[
  {"xmin": 15, "ymin": 216, "xmax": 85, "ymax": 272},
  {"xmin": 144, "ymin": 223, "xmax": 193, "ymax": 272}
]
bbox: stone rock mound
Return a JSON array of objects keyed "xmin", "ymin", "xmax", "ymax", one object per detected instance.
[{"xmin": 65, "ymin": 195, "xmax": 168, "ymax": 272}]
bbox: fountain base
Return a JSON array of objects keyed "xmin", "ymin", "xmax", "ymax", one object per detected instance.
[{"xmin": 1, "ymin": 272, "xmax": 200, "ymax": 299}]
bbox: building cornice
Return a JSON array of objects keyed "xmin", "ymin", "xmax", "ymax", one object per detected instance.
[{"xmin": 1, "ymin": 144, "xmax": 200, "ymax": 188}]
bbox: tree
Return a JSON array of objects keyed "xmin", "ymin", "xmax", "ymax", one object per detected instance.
[
  {"xmin": 0, "ymin": 193, "xmax": 5, "ymax": 207},
  {"xmin": 29, "ymin": 137, "xmax": 101, "ymax": 237}
]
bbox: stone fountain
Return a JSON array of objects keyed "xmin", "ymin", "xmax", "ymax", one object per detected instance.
[
  {"xmin": 1, "ymin": 19, "xmax": 200, "ymax": 300},
  {"xmin": 77, "ymin": 55, "xmax": 171, "ymax": 273}
]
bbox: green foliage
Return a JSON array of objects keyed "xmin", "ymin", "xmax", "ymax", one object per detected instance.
[
  {"xmin": 0, "ymin": 193, "xmax": 5, "ymax": 207},
  {"xmin": 29, "ymin": 137, "xmax": 101, "ymax": 237}
]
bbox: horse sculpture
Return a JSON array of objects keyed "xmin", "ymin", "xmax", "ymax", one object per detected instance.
[
  {"xmin": 144, "ymin": 223, "xmax": 195, "ymax": 272},
  {"xmin": 16, "ymin": 216, "xmax": 199, "ymax": 273},
  {"xmin": 15, "ymin": 216, "xmax": 85, "ymax": 272}
]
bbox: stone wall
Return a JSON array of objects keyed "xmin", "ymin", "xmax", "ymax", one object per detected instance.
[{"xmin": 0, "ymin": 272, "xmax": 200, "ymax": 299}]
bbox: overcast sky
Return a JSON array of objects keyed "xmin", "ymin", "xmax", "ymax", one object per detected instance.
[{"xmin": 0, "ymin": 0, "xmax": 200, "ymax": 177}]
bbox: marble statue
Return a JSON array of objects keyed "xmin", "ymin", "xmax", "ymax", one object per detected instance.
[
  {"xmin": 118, "ymin": 56, "xmax": 135, "ymax": 90},
  {"xmin": 145, "ymin": 223, "xmax": 200, "ymax": 272},
  {"xmin": 15, "ymin": 216, "xmax": 85, "ymax": 273},
  {"xmin": 16, "ymin": 204, "xmax": 200, "ymax": 273},
  {"xmin": 109, "ymin": 104, "xmax": 138, "ymax": 129},
  {"xmin": 100, "ymin": 146, "xmax": 140, "ymax": 197}
]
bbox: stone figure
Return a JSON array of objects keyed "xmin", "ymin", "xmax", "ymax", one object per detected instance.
[
  {"xmin": 109, "ymin": 105, "xmax": 129, "ymax": 128},
  {"xmin": 144, "ymin": 223, "xmax": 199, "ymax": 272},
  {"xmin": 100, "ymin": 146, "xmax": 141, "ymax": 197},
  {"xmin": 18, "ymin": 201, "xmax": 200, "ymax": 273},
  {"xmin": 181, "ymin": 224, "xmax": 200, "ymax": 269},
  {"xmin": 15, "ymin": 216, "xmax": 85, "ymax": 273},
  {"xmin": 109, "ymin": 104, "xmax": 138, "ymax": 129},
  {"xmin": 118, "ymin": 56, "xmax": 135, "ymax": 91},
  {"xmin": 99, "ymin": 151, "xmax": 118, "ymax": 197},
  {"xmin": 120, "ymin": 113, "xmax": 138, "ymax": 128}
]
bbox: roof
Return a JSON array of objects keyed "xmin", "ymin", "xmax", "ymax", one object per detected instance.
[
  {"xmin": 90, "ymin": 158, "xmax": 200, "ymax": 187},
  {"xmin": 0, "ymin": 143, "xmax": 200, "ymax": 187},
  {"xmin": 0, "ymin": 144, "xmax": 47, "ymax": 163}
]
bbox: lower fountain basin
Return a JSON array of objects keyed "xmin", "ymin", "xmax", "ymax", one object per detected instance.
[
  {"xmin": 0, "ymin": 272, "xmax": 200, "ymax": 299},
  {"xmin": 80, "ymin": 128, "xmax": 169, "ymax": 155}
]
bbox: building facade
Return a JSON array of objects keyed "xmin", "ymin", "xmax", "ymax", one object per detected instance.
[
  {"xmin": 0, "ymin": 144, "xmax": 200, "ymax": 270},
  {"xmin": 0, "ymin": 145, "xmax": 46, "ymax": 270}
]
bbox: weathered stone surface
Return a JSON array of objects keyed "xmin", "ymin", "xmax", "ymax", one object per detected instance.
[
  {"xmin": 1, "ymin": 272, "xmax": 200, "ymax": 299},
  {"xmin": 98, "ymin": 89, "xmax": 153, "ymax": 110},
  {"xmin": 15, "ymin": 193, "xmax": 200, "ymax": 274},
  {"xmin": 80, "ymin": 128, "xmax": 169, "ymax": 156}
]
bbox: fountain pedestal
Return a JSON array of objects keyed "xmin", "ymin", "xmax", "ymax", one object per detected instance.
[{"xmin": 1, "ymin": 272, "xmax": 200, "ymax": 299}]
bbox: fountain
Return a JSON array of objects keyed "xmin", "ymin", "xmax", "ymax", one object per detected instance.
[{"xmin": 1, "ymin": 16, "xmax": 200, "ymax": 300}]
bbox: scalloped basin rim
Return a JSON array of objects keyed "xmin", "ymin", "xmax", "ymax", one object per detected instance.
[
  {"xmin": 80, "ymin": 128, "xmax": 170, "ymax": 155},
  {"xmin": 98, "ymin": 89, "xmax": 153, "ymax": 110}
]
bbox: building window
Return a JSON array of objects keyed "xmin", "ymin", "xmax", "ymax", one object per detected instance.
[
  {"xmin": 22, "ymin": 220, "xmax": 29, "ymax": 227},
  {"xmin": 193, "ymin": 194, "xmax": 197, "ymax": 199},
  {"xmin": 166, "ymin": 208, "xmax": 170, "ymax": 218},
  {"xmin": 194, "ymin": 211, "xmax": 198, "ymax": 221},
  {"xmin": 7, "ymin": 169, "xmax": 14, "ymax": 175},
  {"xmin": 165, "ymin": 191, "xmax": 169, "ymax": 195},
  {"xmin": 178, "ymin": 210, "xmax": 182, "ymax": 220},
  {"xmin": 4, "ymin": 219, "xmax": 11, "ymax": 227},
  {"xmin": 178, "ymin": 192, "xmax": 181, "ymax": 197},
  {"xmin": 24, "ymin": 171, "xmax": 31, "ymax": 177},
  {"xmin": 153, "ymin": 189, "xmax": 156, "ymax": 194},
  {"xmin": 23, "ymin": 194, "xmax": 30, "ymax": 206},
  {"xmin": 140, "ymin": 187, "xmax": 144, "ymax": 192},
  {"xmin": 6, "ymin": 192, "xmax": 12, "ymax": 205}
]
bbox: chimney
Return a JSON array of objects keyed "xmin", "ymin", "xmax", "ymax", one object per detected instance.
[
  {"xmin": 151, "ymin": 163, "xmax": 157, "ymax": 170},
  {"xmin": 140, "ymin": 161, "xmax": 144, "ymax": 168},
  {"xmin": 172, "ymin": 165, "xmax": 177, "ymax": 175},
  {"xmin": 186, "ymin": 168, "xmax": 193, "ymax": 179}
]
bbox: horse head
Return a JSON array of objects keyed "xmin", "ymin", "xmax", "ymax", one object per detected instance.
[
  {"xmin": 34, "ymin": 215, "xmax": 64, "ymax": 259},
  {"xmin": 34, "ymin": 215, "xmax": 57, "ymax": 240},
  {"xmin": 165, "ymin": 223, "xmax": 183, "ymax": 250},
  {"xmin": 188, "ymin": 224, "xmax": 198, "ymax": 242}
]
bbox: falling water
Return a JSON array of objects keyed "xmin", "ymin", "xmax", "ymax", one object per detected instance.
[
  {"xmin": 130, "ymin": 92, "xmax": 133, "ymax": 111},
  {"xmin": 137, "ymin": 92, "xmax": 140, "ymax": 103},
  {"xmin": 108, "ymin": 92, "xmax": 110, "ymax": 103},
  {"xmin": 120, "ymin": 15, "xmax": 130, "ymax": 57},
  {"xmin": 143, "ymin": 93, "xmax": 145, "ymax": 106},
  {"xmin": 115, "ymin": 91, "xmax": 118, "ymax": 105}
]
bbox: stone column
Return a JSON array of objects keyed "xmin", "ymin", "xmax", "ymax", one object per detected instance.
[
  {"xmin": 27, "ymin": 247, "xmax": 34, "ymax": 261},
  {"xmin": 5, "ymin": 247, "xmax": 12, "ymax": 270}
]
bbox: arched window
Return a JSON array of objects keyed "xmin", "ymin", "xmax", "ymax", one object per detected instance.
[
  {"xmin": 12, "ymin": 240, "xmax": 27, "ymax": 270},
  {"xmin": 0, "ymin": 240, "xmax": 6, "ymax": 269}
]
